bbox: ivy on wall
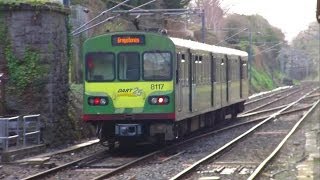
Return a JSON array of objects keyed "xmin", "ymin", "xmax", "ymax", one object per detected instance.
[
  {"xmin": 0, "ymin": 12, "xmax": 45, "ymax": 93},
  {"xmin": 5, "ymin": 47, "xmax": 44, "ymax": 91}
]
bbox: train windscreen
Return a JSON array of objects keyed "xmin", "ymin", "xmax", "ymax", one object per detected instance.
[
  {"xmin": 143, "ymin": 52, "xmax": 172, "ymax": 81},
  {"xmin": 86, "ymin": 53, "xmax": 115, "ymax": 82}
]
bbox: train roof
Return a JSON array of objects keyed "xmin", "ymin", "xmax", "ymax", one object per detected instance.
[{"xmin": 170, "ymin": 37, "xmax": 248, "ymax": 57}]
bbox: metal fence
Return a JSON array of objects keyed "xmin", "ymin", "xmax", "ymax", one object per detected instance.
[
  {"xmin": 0, "ymin": 115, "xmax": 41, "ymax": 151},
  {"xmin": 0, "ymin": 116, "xmax": 20, "ymax": 151},
  {"xmin": 23, "ymin": 115, "xmax": 41, "ymax": 146}
]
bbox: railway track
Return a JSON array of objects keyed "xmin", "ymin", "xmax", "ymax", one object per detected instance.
[
  {"xmin": 244, "ymin": 86, "xmax": 296, "ymax": 110},
  {"xmin": 170, "ymin": 88, "xmax": 319, "ymax": 180},
  {"xmin": 14, "ymin": 85, "xmax": 318, "ymax": 179},
  {"xmin": 242, "ymin": 86, "xmax": 313, "ymax": 115},
  {"xmin": 86, "ymin": 87, "xmax": 318, "ymax": 179}
]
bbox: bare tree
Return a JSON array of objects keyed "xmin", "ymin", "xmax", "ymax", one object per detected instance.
[{"xmin": 193, "ymin": 0, "xmax": 227, "ymax": 31}]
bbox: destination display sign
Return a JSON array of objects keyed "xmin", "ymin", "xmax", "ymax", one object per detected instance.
[{"xmin": 111, "ymin": 35, "xmax": 145, "ymax": 46}]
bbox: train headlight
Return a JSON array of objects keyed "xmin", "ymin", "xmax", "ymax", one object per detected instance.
[
  {"xmin": 148, "ymin": 96, "xmax": 170, "ymax": 105},
  {"xmin": 158, "ymin": 97, "xmax": 164, "ymax": 104},
  {"xmin": 89, "ymin": 98, "xmax": 94, "ymax": 105},
  {"xmin": 94, "ymin": 98, "xmax": 100, "ymax": 105},
  {"xmin": 164, "ymin": 97, "xmax": 169, "ymax": 103},
  {"xmin": 151, "ymin": 97, "xmax": 158, "ymax": 104},
  {"xmin": 88, "ymin": 96, "xmax": 108, "ymax": 106},
  {"xmin": 100, "ymin": 98, "xmax": 107, "ymax": 105}
]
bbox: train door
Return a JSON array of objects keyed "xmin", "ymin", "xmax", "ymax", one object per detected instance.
[
  {"xmin": 211, "ymin": 53, "xmax": 218, "ymax": 108},
  {"xmin": 191, "ymin": 53, "xmax": 198, "ymax": 112},
  {"xmin": 178, "ymin": 52, "xmax": 189, "ymax": 115}
]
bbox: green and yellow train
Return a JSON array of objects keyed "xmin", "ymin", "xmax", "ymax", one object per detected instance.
[{"xmin": 83, "ymin": 31, "xmax": 248, "ymax": 147}]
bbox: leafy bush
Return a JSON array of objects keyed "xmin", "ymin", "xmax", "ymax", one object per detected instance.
[{"xmin": 251, "ymin": 67, "xmax": 274, "ymax": 91}]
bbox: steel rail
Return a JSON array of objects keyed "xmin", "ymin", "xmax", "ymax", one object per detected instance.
[
  {"xmin": 244, "ymin": 87, "xmax": 294, "ymax": 106},
  {"xmin": 242, "ymin": 88, "xmax": 302, "ymax": 115},
  {"xmin": 169, "ymin": 88, "xmax": 317, "ymax": 180},
  {"xmin": 238, "ymin": 104, "xmax": 288, "ymax": 118},
  {"xmin": 248, "ymin": 99, "xmax": 320, "ymax": 180},
  {"xmin": 90, "ymin": 107, "xmax": 293, "ymax": 180},
  {"xmin": 90, "ymin": 102, "xmax": 314, "ymax": 180},
  {"xmin": 91, "ymin": 88, "xmax": 318, "ymax": 180},
  {"xmin": 21, "ymin": 150, "xmax": 108, "ymax": 180},
  {"xmin": 237, "ymin": 104, "xmax": 313, "ymax": 126},
  {"xmin": 23, "ymin": 87, "xmax": 317, "ymax": 180},
  {"xmin": 239, "ymin": 103, "xmax": 314, "ymax": 118},
  {"xmin": 92, "ymin": 150, "xmax": 162, "ymax": 180},
  {"xmin": 21, "ymin": 118, "xmax": 260, "ymax": 180}
]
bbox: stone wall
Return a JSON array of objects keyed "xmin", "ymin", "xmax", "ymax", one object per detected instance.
[{"xmin": 0, "ymin": 4, "xmax": 73, "ymax": 145}]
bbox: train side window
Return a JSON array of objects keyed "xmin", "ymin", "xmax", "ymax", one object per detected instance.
[
  {"xmin": 221, "ymin": 58, "xmax": 225, "ymax": 82},
  {"xmin": 212, "ymin": 57, "xmax": 216, "ymax": 82},
  {"xmin": 241, "ymin": 61, "xmax": 248, "ymax": 79},
  {"xmin": 204, "ymin": 56, "xmax": 206, "ymax": 84},
  {"xmin": 217, "ymin": 59, "xmax": 221, "ymax": 83},
  {"xmin": 181, "ymin": 54, "xmax": 186, "ymax": 86},
  {"xmin": 199, "ymin": 56, "xmax": 203, "ymax": 84},
  {"xmin": 193, "ymin": 55, "xmax": 197, "ymax": 84},
  {"xmin": 203, "ymin": 56, "xmax": 207, "ymax": 84},
  {"xmin": 181, "ymin": 54, "xmax": 186, "ymax": 62},
  {"xmin": 227, "ymin": 57, "xmax": 231, "ymax": 81},
  {"xmin": 232, "ymin": 59, "xmax": 235, "ymax": 81}
]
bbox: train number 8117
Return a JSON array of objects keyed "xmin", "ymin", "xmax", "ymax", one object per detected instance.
[{"xmin": 151, "ymin": 84, "xmax": 164, "ymax": 90}]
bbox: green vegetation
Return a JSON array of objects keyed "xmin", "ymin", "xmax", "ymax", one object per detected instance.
[
  {"xmin": 0, "ymin": 0, "xmax": 60, "ymax": 6},
  {"xmin": 0, "ymin": 12, "xmax": 7, "ymax": 44},
  {"xmin": 0, "ymin": 13, "xmax": 45, "ymax": 93},
  {"xmin": 223, "ymin": 14, "xmax": 286, "ymax": 92},
  {"xmin": 6, "ymin": 47, "xmax": 45, "ymax": 91},
  {"xmin": 251, "ymin": 67, "xmax": 275, "ymax": 91}
]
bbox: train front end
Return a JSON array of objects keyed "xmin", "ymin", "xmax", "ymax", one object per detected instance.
[{"xmin": 83, "ymin": 32, "xmax": 176, "ymax": 146}]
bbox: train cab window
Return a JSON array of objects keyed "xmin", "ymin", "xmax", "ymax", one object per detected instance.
[
  {"xmin": 86, "ymin": 52, "xmax": 115, "ymax": 81},
  {"xmin": 118, "ymin": 52, "xmax": 140, "ymax": 81},
  {"xmin": 143, "ymin": 52, "xmax": 172, "ymax": 80}
]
